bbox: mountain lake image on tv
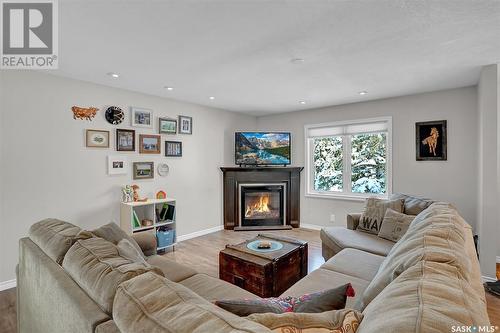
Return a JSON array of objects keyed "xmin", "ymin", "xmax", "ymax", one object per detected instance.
[{"xmin": 235, "ymin": 132, "xmax": 291, "ymax": 165}]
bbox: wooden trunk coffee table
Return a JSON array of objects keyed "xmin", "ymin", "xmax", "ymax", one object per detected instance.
[{"xmin": 219, "ymin": 234, "xmax": 308, "ymax": 298}]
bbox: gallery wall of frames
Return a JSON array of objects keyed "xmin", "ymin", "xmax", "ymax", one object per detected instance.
[{"xmin": 74, "ymin": 105, "xmax": 192, "ymax": 180}]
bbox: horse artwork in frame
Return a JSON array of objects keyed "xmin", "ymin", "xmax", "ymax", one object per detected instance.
[{"xmin": 416, "ymin": 120, "xmax": 447, "ymax": 161}]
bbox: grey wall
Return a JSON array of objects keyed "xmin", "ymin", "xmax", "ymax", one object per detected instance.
[
  {"xmin": 0, "ymin": 71, "xmax": 256, "ymax": 282},
  {"xmin": 477, "ymin": 64, "xmax": 499, "ymax": 279},
  {"xmin": 256, "ymin": 87, "xmax": 479, "ymax": 231}
]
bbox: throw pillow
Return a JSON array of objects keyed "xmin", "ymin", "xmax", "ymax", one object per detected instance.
[
  {"xmin": 92, "ymin": 222, "xmax": 146, "ymax": 259},
  {"xmin": 117, "ymin": 239, "xmax": 149, "ymax": 266},
  {"xmin": 215, "ymin": 283, "xmax": 355, "ymax": 317},
  {"xmin": 377, "ymin": 208, "xmax": 415, "ymax": 242},
  {"xmin": 247, "ymin": 309, "xmax": 363, "ymax": 333},
  {"xmin": 357, "ymin": 198, "xmax": 404, "ymax": 234}
]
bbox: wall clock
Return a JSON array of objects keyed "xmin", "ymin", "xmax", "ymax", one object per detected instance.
[
  {"xmin": 158, "ymin": 163, "xmax": 169, "ymax": 176},
  {"xmin": 105, "ymin": 106, "xmax": 124, "ymax": 125}
]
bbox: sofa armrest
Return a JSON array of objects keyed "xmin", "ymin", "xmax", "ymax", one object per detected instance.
[
  {"xmin": 347, "ymin": 213, "xmax": 361, "ymax": 230},
  {"xmin": 132, "ymin": 232, "xmax": 157, "ymax": 257}
]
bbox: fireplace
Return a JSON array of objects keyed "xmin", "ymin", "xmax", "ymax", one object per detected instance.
[
  {"xmin": 220, "ymin": 167, "xmax": 303, "ymax": 230},
  {"xmin": 238, "ymin": 183, "xmax": 286, "ymax": 227}
]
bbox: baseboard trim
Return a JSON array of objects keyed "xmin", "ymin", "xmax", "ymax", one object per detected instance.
[
  {"xmin": 0, "ymin": 279, "xmax": 16, "ymax": 291},
  {"xmin": 482, "ymin": 275, "xmax": 497, "ymax": 283},
  {"xmin": 177, "ymin": 225, "xmax": 224, "ymax": 242},
  {"xmin": 300, "ymin": 223, "xmax": 323, "ymax": 231}
]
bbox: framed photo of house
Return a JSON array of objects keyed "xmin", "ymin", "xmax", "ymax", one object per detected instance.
[
  {"xmin": 416, "ymin": 120, "xmax": 447, "ymax": 161},
  {"xmin": 165, "ymin": 141, "xmax": 182, "ymax": 157},
  {"xmin": 159, "ymin": 117, "xmax": 177, "ymax": 134},
  {"xmin": 178, "ymin": 115, "xmax": 192, "ymax": 134},
  {"xmin": 131, "ymin": 107, "xmax": 153, "ymax": 128},
  {"xmin": 116, "ymin": 129, "xmax": 135, "ymax": 151},
  {"xmin": 107, "ymin": 155, "xmax": 128, "ymax": 175},
  {"xmin": 133, "ymin": 162, "xmax": 154, "ymax": 180},
  {"xmin": 86, "ymin": 129, "xmax": 110, "ymax": 148},
  {"xmin": 139, "ymin": 134, "xmax": 161, "ymax": 154}
]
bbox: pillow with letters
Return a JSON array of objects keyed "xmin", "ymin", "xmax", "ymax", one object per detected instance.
[
  {"xmin": 357, "ymin": 198, "xmax": 404, "ymax": 235},
  {"xmin": 377, "ymin": 208, "xmax": 416, "ymax": 242}
]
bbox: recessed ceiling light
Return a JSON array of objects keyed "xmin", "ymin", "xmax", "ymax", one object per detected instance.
[
  {"xmin": 299, "ymin": 100, "xmax": 306, "ymax": 105},
  {"xmin": 107, "ymin": 72, "xmax": 119, "ymax": 78},
  {"xmin": 164, "ymin": 86, "xmax": 173, "ymax": 91},
  {"xmin": 209, "ymin": 96, "xmax": 215, "ymax": 100},
  {"xmin": 359, "ymin": 91, "xmax": 368, "ymax": 95},
  {"xmin": 291, "ymin": 58, "xmax": 305, "ymax": 64}
]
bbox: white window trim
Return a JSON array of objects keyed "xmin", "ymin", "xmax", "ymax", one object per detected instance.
[{"xmin": 304, "ymin": 116, "xmax": 393, "ymax": 201}]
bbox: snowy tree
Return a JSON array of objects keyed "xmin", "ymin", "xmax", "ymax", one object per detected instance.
[
  {"xmin": 313, "ymin": 133, "xmax": 387, "ymax": 194},
  {"xmin": 313, "ymin": 137, "xmax": 343, "ymax": 191},
  {"xmin": 351, "ymin": 133, "xmax": 387, "ymax": 194}
]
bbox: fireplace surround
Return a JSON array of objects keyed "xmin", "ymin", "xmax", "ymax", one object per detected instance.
[{"xmin": 220, "ymin": 167, "xmax": 303, "ymax": 230}]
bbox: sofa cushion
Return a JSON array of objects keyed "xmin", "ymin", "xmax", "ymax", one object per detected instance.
[
  {"xmin": 180, "ymin": 273, "xmax": 259, "ymax": 301},
  {"xmin": 62, "ymin": 237, "xmax": 161, "ymax": 314},
  {"xmin": 390, "ymin": 193, "xmax": 434, "ymax": 215},
  {"xmin": 377, "ymin": 208, "xmax": 415, "ymax": 242},
  {"xmin": 28, "ymin": 218, "xmax": 81, "ymax": 264},
  {"xmin": 117, "ymin": 239, "xmax": 148, "ymax": 265},
  {"xmin": 358, "ymin": 198, "xmax": 404, "ymax": 235},
  {"xmin": 92, "ymin": 222, "xmax": 145, "ymax": 259},
  {"xmin": 247, "ymin": 309, "xmax": 363, "ymax": 333},
  {"xmin": 280, "ymin": 268, "xmax": 369, "ymax": 309},
  {"xmin": 113, "ymin": 271, "xmax": 271, "ymax": 333},
  {"xmin": 320, "ymin": 227, "xmax": 394, "ymax": 257},
  {"xmin": 355, "ymin": 204, "xmax": 473, "ymax": 311},
  {"xmin": 321, "ymin": 248, "xmax": 385, "ymax": 282},
  {"xmin": 215, "ymin": 283, "xmax": 355, "ymax": 316},
  {"xmin": 146, "ymin": 255, "xmax": 197, "ymax": 282},
  {"xmin": 357, "ymin": 261, "xmax": 490, "ymax": 333}
]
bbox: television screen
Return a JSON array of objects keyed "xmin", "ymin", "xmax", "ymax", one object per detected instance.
[{"xmin": 235, "ymin": 132, "xmax": 291, "ymax": 165}]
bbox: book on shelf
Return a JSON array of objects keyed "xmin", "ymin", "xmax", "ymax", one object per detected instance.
[
  {"xmin": 159, "ymin": 203, "xmax": 175, "ymax": 221},
  {"xmin": 159, "ymin": 203, "xmax": 168, "ymax": 220},
  {"xmin": 165, "ymin": 204, "xmax": 175, "ymax": 221},
  {"xmin": 132, "ymin": 210, "xmax": 141, "ymax": 228}
]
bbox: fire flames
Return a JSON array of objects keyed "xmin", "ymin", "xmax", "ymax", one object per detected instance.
[{"xmin": 245, "ymin": 194, "xmax": 271, "ymax": 218}]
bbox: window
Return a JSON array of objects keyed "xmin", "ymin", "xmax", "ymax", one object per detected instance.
[{"xmin": 305, "ymin": 117, "xmax": 392, "ymax": 200}]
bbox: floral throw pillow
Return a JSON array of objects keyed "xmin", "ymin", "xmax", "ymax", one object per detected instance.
[
  {"xmin": 357, "ymin": 198, "xmax": 404, "ymax": 235},
  {"xmin": 214, "ymin": 283, "xmax": 355, "ymax": 317},
  {"xmin": 247, "ymin": 309, "xmax": 363, "ymax": 333}
]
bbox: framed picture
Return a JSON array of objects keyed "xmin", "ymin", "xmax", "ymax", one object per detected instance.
[
  {"xmin": 131, "ymin": 107, "xmax": 153, "ymax": 128},
  {"xmin": 159, "ymin": 117, "xmax": 177, "ymax": 134},
  {"xmin": 107, "ymin": 155, "xmax": 128, "ymax": 175},
  {"xmin": 165, "ymin": 141, "xmax": 182, "ymax": 157},
  {"xmin": 86, "ymin": 129, "xmax": 110, "ymax": 148},
  {"xmin": 178, "ymin": 115, "xmax": 192, "ymax": 134},
  {"xmin": 116, "ymin": 129, "xmax": 135, "ymax": 151},
  {"xmin": 139, "ymin": 134, "xmax": 161, "ymax": 154},
  {"xmin": 416, "ymin": 120, "xmax": 447, "ymax": 161},
  {"xmin": 133, "ymin": 162, "xmax": 154, "ymax": 180}
]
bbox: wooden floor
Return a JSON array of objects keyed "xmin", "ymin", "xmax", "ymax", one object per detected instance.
[{"xmin": 1, "ymin": 228, "xmax": 499, "ymax": 333}]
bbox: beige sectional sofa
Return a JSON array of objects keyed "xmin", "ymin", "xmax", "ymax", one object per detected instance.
[{"xmin": 17, "ymin": 197, "xmax": 490, "ymax": 332}]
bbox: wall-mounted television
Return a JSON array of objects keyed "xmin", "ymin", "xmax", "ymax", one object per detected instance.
[{"xmin": 235, "ymin": 132, "xmax": 291, "ymax": 165}]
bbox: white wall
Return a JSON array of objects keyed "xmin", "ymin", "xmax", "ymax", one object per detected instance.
[
  {"xmin": 0, "ymin": 72, "xmax": 4, "ymax": 281},
  {"xmin": 477, "ymin": 64, "xmax": 499, "ymax": 279},
  {"xmin": 256, "ymin": 87, "xmax": 479, "ymax": 230},
  {"xmin": 0, "ymin": 71, "xmax": 256, "ymax": 282}
]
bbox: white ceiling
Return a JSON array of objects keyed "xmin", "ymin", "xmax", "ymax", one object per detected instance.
[{"xmin": 54, "ymin": 0, "xmax": 500, "ymax": 116}]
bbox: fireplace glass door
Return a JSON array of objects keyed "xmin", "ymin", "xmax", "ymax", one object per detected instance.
[{"xmin": 240, "ymin": 184, "xmax": 285, "ymax": 227}]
